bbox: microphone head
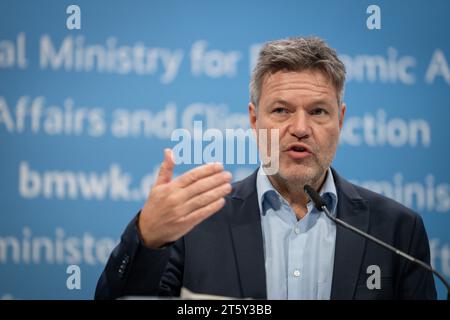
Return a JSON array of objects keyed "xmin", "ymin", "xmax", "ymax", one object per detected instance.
[{"xmin": 303, "ymin": 184, "xmax": 327, "ymax": 211}]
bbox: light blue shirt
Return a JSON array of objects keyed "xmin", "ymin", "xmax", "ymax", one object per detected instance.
[{"xmin": 256, "ymin": 167, "xmax": 338, "ymax": 300}]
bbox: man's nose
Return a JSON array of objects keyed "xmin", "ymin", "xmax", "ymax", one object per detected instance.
[{"xmin": 289, "ymin": 110, "xmax": 311, "ymax": 139}]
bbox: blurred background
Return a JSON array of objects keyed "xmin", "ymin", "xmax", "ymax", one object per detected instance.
[{"xmin": 0, "ymin": 0, "xmax": 449, "ymax": 299}]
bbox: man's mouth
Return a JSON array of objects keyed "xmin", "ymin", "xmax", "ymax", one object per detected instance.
[
  {"xmin": 285, "ymin": 144, "xmax": 313, "ymax": 159},
  {"xmin": 291, "ymin": 146, "xmax": 307, "ymax": 152}
]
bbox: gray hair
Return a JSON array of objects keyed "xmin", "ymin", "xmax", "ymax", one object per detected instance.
[{"xmin": 250, "ymin": 36, "xmax": 346, "ymax": 107}]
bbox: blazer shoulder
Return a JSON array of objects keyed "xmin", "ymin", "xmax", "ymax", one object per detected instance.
[
  {"xmin": 199, "ymin": 170, "xmax": 259, "ymax": 226},
  {"xmin": 352, "ymin": 182, "xmax": 422, "ymax": 223},
  {"xmin": 332, "ymin": 168, "xmax": 422, "ymax": 224},
  {"xmin": 227, "ymin": 170, "xmax": 258, "ymax": 201}
]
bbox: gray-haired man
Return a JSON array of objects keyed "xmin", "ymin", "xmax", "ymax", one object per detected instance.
[{"xmin": 96, "ymin": 37, "xmax": 436, "ymax": 300}]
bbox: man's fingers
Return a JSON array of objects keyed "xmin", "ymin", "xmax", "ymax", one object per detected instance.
[
  {"xmin": 174, "ymin": 162, "xmax": 224, "ymax": 188},
  {"xmin": 155, "ymin": 148, "xmax": 175, "ymax": 186},
  {"xmin": 179, "ymin": 170, "xmax": 232, "ymax": 201},
  {"xmin": 180, "ymin": 197, "xmax": 226, "ymax": 229},
  {"xmin": 180, "ymin": 182, "xmax": 232, "ymax": 215}
]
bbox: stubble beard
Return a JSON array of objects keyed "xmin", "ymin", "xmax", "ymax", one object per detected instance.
[{"xmin": 271, "ymin": 153, "xmax": 332, "ymax": 195}]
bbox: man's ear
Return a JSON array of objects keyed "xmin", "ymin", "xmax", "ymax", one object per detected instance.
[
  {"xmin": 249, "ymin": 102, "xmax": 257, "ymax": 132},
  {"xmin": 339, "ymin": 103, "xmax": 346, "ymax": 130}
]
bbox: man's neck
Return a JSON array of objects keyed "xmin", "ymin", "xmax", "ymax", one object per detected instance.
[{"xmin": 267, "ymin": 170, "xmax": 328, "ymax": 220}]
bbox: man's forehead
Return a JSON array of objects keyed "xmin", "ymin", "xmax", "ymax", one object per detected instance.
[{"xmin": 260, "ymin": 70, "xmax": 337, "ymax": 103}]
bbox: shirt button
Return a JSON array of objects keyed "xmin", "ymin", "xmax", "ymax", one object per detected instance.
[
  {"xmin": 293, "ymin": 270, "xmax": 301, "ymax": 277},
  {"xmin": 294, "ymin": 227, "xmax": 300, "ymax": 234}
]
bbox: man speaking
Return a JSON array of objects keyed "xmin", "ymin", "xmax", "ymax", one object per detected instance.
[{"xmin": 95, "ymin": 36, "xmax": 437, "ymax": 299}]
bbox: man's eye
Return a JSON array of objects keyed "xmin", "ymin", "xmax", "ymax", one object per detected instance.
[
  {"xmin": 311, "ymin": 108, "xmax": 328, "ymax": 116},
  {"xmin": 273, "ymin": 107, "xmax": 288, "ymax": 114}
]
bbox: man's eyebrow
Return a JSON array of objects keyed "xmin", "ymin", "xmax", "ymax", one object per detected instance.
[
  {"xmin": 308, "ymin": 99, "xmax": 335, "ymax": 107},
  {"xmin": 270, "ymin": 99, "xmax": 294, "ymax": 106},
  {"xmin": 270, "ymin": 98, "xmax": 335, "ymax": 107}
]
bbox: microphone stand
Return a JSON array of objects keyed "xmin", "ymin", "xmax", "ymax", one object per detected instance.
[{"xmin": 304, "ymin": 185, "xmax": 450, "ymax": 300}]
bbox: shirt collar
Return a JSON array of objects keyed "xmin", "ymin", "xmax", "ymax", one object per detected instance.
[{"xmin": 256, "ymin": 166, "xmax": 338, "ymax": 216}]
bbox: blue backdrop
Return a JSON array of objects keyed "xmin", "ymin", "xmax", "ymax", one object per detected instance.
[{"xmin": 1, "ymin": 0, "xmax": 449, "ymax": 299}]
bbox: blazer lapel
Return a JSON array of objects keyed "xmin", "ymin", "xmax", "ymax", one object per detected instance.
[
  {"xmin": 228, "ymin": 171, "xmax": 267, "ymax": 299},
  {"xmin": 225, "ymin": 169, "xmax": 370, "ymax": 300},
  {"xmin": 330, "ymin": 169, "xmax": 370, "ymax": 299}
]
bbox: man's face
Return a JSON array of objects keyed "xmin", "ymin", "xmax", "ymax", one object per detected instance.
[{"xmin": 249, "ymin": 69, "xmax": 346, "ymax": 189}]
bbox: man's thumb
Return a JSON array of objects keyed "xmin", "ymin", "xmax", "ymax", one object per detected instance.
[{"xmin": 155, "ymin": 148, "xmax": 175, "ymax": 185}]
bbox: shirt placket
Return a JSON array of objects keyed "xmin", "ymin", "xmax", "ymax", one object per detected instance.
[{"xmin": 286, "ymin": 204, "xmax": 310, "ymax": 299}]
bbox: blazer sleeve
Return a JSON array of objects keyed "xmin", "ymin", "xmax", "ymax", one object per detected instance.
[
  {"xmin": 399, "ymin": 214, "xmax": 437, "ymax": 299},
  {"xmin": 94, "ymin": 213, "xmax": 183, "ymax": 300}
]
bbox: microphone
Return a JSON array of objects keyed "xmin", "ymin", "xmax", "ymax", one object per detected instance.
[{"xmin": 303, "ymin": 184, "xmax": 450, "ymax": 300}]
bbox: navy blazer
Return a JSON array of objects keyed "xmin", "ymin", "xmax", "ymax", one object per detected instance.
[{"xmin": 95, "ymin": 169, "xmax": 437, "ymax": 299}]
